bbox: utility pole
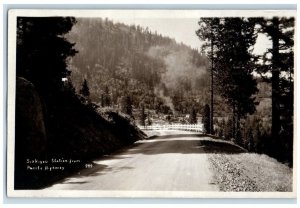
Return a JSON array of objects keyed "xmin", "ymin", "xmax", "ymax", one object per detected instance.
[{"xmin": 210, "ymin": 36, "xmax": 214, "ymax": 134}]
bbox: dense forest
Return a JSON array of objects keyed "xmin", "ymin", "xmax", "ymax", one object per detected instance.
[{"xmin": 67, "ymin": 18, "xmax": 212, "ymax": 123}]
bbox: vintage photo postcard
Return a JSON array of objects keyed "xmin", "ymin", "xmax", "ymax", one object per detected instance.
[{"xmin": 7, "ymin": 9, "xmax": 296, "ymax": 198}]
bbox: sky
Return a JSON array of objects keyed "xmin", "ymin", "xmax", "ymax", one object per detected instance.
[
  {"xmin": 109, "ymin": 17, "xmax": 272, "ymax": 55},
  {"xmin": 111, "ymin": 17, "xmax": 202, "ymax": 50}
]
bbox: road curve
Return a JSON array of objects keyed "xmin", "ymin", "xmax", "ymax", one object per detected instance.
[{"xmin": 44, "ymin": 130, "xmax": 219, "ymax": 191}]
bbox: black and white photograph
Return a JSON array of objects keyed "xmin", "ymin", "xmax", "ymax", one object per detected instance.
[{"xmin": 7, "ymin": 9, "xmax": 296, "ymax": 198}]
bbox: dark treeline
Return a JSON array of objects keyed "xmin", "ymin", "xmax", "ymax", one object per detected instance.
[{"xmin": 197, "ymin": 17, "xmax": 294, "ymax": 165}]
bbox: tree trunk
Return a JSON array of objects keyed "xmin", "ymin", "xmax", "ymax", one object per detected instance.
[
  {"xmin": 235, "ymin": 108, "xmax": 242, "ymax": 145},
  {"xmin": 271, "ymin": 17, "xmax": 281, "ymax": 141},
  {"xmin": 210, "ymin": 38, "xmax": 214, "ymax": 134},
  {"xmin": 232, "ymin": 105, "xmax": 236, "ymax": 139}
]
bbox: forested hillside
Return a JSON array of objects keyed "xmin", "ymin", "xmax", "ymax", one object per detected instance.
[{"xmin": 67, "ymin": 18, "xmax": 211, "ymax": 121}]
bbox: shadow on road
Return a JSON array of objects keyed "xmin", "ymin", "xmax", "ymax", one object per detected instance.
[
  {"xmin": 53, "ymin": 163, "xmax": 135, "ymax": 185},
  {"xmin": 198, "ymin": 140, "xmax": 246, "ymax": 154},
  {"xmin": 128, "ymin": 134, "xmax": 247, "ymax": 155},
  {"xmin": 148, "ymin": 134, "xmax": 203, "ymax": 139},
  {"xmin": 45, "ymin": 134, "xmax": 246, "ymax": 188}
]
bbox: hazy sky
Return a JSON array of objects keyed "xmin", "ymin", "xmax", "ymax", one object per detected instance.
[
  {"xmin": 111, "ymin": 18, "xmax": 202, "ymax": 50},
  {"xmin": 109, "ymin": 17, "xmax": 272, "ymax": 55}
]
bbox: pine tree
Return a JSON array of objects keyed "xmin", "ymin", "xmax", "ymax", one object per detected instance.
[
  {"xmin": 225, "ymin": 118, "xmax": 233, "ymax": 140},
  {"xmin": 247, "ymin": 128, "xmax": 254, "ymax": 152},
  {"xmin": 235, "ymin": 128, "xmax": 243, "ymax": 147},
  {"xmin": 16, "ymin": 17, "xmax": 77, "ymax": 93},
  {"xmin": 121, "ymin": 95, "xmax": 133, "ymax": 116},
  {"xmin": 256, "ymin": 17, "xmax": 294, "ymax": 162},
  {"xmin": 202, "ymin": 104, "xmax": 211, "ymax": 134},
  {"xmin": 196, "ymin": 18, "xmax": 220, "ymax": 134},
  {"xmin": 146, "ymin": 112, "xmax": 152, "ymax": 126},
  {"xmin": 79, "ymin": 79, "xmax": 90, "ymax": 98},
  {"xmin": 15, "ymin": 17, "xmax": 77, "ymax": 189},
  {"xmin": 255, "ymin": 123, "xmax": 262, "ymax": 153},
  {"xmin": 197, "ymin": 18, "xmax": 258, "ymax": 141},
  {"xmin": 103, "ymin": 86, "xmax": 111, "ymax": 107},
  {"xmin": 213, "ymin": 18, "xmax": 258, "ymax": 140},
  {"xmin": 100, "ymin": 94, "xmax": 104, "ymax": 107},
  {"xmin": 189, "ymin": 106, "xmax": 197, "ymax": 124},
  {"xmin": 139, "ymin": 103, "xmax": 146, "ymax": 126},
  {"xmin": 218, "ymin": 119, "xmax": 225, "ymax": 138}
]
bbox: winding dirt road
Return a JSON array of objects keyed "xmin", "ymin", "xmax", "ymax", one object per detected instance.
[{"xmin": 45, "ymin": 130, "xmax": 219, "ymax": 191}]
